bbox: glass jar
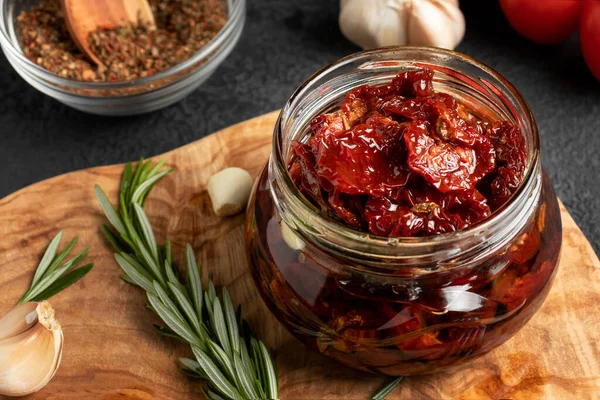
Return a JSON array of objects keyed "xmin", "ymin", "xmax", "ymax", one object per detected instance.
[{"xmin": 245, "ymin": 47, "xmax": 562, "ymax": 376}]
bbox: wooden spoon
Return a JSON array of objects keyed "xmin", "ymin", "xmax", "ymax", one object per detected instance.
[{"xmin": 60, "ymin": 0, "xmax": 156, "ymax": 66}]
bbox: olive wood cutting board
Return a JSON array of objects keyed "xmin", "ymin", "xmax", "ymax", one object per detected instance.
[{"xmin": 0, "ymin": 111, "xmax": 599, "ymax": 400}]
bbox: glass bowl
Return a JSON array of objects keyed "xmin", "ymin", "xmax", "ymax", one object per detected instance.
[
  {"xmin": 0, "ymin": 0, "xmax": 245, "ymax": 116},
  {"xmin": 245, "ymin": 47, "xmax": 562, "ymax": 376}
]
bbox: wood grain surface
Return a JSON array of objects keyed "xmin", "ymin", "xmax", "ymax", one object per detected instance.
[{"xmin": 0, "ymin": 111, "xmax": 599, "ymax": 400}]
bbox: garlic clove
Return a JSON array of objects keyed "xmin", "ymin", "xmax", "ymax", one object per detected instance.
[
  {"xmin": 0, "ymin": 301, "xmax": 63, "ymax": 397},
  {"xmin": 339, "ymin": 0, "xmax": 385, "ymax": 49},
  {"xmin": 207, "ymin": 167, "xmax": 254, "ymax": 217},
  {"xmin": 409, "ymin": 0, "xmax": 465, "ymax": 50},
  {"xmin": 280, "ymin": 221, "xmax": 306, "ymax": 251},
  {"xmin": 374, "ymin": 0, "xmax": 411, "ymax": 48}
]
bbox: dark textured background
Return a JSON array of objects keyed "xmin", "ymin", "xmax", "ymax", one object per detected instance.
[{"xmin": 0, "ymin": 1, "xmax": 598, "ymax": 253}]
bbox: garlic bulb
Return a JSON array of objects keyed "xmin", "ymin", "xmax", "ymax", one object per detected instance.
[
  {"xmin": 0, "ymin": 301, "xmax": 63, "ymax": 397},
  {"xmin": 339, "ymin": 0, "xmax": 465, "ymax": 50}
]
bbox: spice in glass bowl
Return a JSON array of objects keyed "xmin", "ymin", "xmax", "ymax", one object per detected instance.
[{"xmin": 16, "ymin": 0, "xmax": 227, "ymax": 82}]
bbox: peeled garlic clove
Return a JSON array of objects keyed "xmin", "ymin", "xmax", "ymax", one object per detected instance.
[
  {"xmin": 0, "ymin": 301, "xmax": 63, "ymax": 397},
  {"xmin": 208, "ymin": 167, "xmax": 254, "ymax": 217},
  {"xmin": 409, "ymin": 0, "xmax": 465, "ymax": 49},
  {"xmin": 280, "ymin": 221, "xmax": 306, "ymax": 251}
]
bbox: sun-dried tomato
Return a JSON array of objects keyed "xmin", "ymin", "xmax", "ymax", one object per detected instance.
[
  {"xmin": 288, "ymin": 67, "xmax": 526, "ymax": 237},
  {"xmin": 289, "ymin": 141, "xmax": 328, "ymax": 210},
  {"xmin": 365, "ymin": 197, "xmax": 426, "ymax": 237},
  {"xmin": 313, "ymin": 123, "xmax": 411, "ymax": 197},
  {"xmin": 391, "ymin": 68, "xmax": 435, "ymax": 98},
  {"xmin": 441, "ymin": 190, "xmax": 491, "ymax": 226}
]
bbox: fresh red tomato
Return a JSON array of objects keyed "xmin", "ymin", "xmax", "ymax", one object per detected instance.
[
  {"xmin": 581, "ymin": 0, "xmax": 600, "ymax": 81},
  {"xmin": 499, "ymin": 0, "xmax": 583, "ymax": 45}
]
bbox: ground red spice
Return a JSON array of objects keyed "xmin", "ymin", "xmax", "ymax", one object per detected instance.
[{"xmin": 17, "ymin": 0, "xmax": 227, "ymax": 82}]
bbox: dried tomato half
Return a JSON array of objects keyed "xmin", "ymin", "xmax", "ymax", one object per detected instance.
[{"xmin": 314, "ymin": 123, "xmax": 411, "ymax": 197}]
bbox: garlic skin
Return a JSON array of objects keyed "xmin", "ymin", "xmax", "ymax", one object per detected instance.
[
  {"xmin": 0, "ymin": 301, "xmax": 63, "ymax": 397},
  {"xmin": 208, "ymin": 167, "xmax": 254, "ymax": 217},
  {"xmin": 339, "ymin": 0, "xmax": 465, "ymax": 50}
]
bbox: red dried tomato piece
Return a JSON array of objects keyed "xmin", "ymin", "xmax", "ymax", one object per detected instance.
[
  {"xmin": 289, "ymin": 141, "xmax": 329, "ymax": 210},
  {"xmin": 421, "ymin": 204, "xmax": 467, "ymax": 235},
  {"xmin": 309, "ymin": 112, "xmax": 348, "ymax": 146},
  {"xmin": 500, "ymin": 263, "xmax": 553, "ymax": 311},
  {"xmin": 441, "ymin": 189, "xmax": 491, "ymax": 226},
  {"xmin": 314, "ymin": 123, "xmax": 411, "ymax": 197},
  {"xmin": 489, "ymin": 121, "xmax": 527, "ymax": 174},
  {"xmin": 487, "ymin": 122, "xmax": 527, "ymax": 208},
  {"xmin": 490, "ymin": 167, "xmax": 522, "ymax": 209},
  {"xmin": 328, "ymin": 190, "xmax": 365, "ymax": 228},
  {"xmin": 365, "ymin": 197, "xmax": 426, "ymax": 237},
  {"xmin": 383, "ymin": 96, "xmax": 430, "ymax": 121},
  {"xmin": 404, "ymin": 119, "xmax": 495, "ymax": 193},
  {"xmin": 390, "ymin": 67, "xmax": 435, "ymax": 98}
]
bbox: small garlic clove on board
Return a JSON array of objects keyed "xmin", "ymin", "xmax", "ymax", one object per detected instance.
[
  {"xmin": 208, "ymin": 167, "xmax": 254, "ymax": 217},
  {"xmin": 0, "ymin": 301, "xmax": 63, "ymax": 397}
]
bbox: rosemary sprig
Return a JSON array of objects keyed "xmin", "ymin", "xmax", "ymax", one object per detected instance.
[
  {"xmin": 18, "ymin": 231, "xmax": 93, "ymax": 305},
  {"xmin": 95, "ymin": 159, "xmax": 278, "ymax": 400},
  {"xmin": 371, "ymin": 376, "xmax": 404, "ymax": 400}
]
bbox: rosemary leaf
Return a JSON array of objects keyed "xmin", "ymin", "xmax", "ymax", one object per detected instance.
[
  {"xmin": 165, "ymin": 237, "xmax": 173, "ymax": 267},
  {"xmin": 120, "ymin": 273, "xmax": 136, "ymax": 285},
  {"xmin": 233, "ymin": 351, "xmax": 260, "ymax": 400},
  {"xmin": 208, "ymin": 279, "xmax": 217, "ymax": 303},
  {"xmin": 102, "ymin": 224, "xmax": 127, "ymax": 253},
  {"xmin": 29, "ymin": 263, "xmax": 94, "ymax": 302},
  {"xmin": 120, "ymin": 162, "xmax": 134, "ymax": 197},
  {"xmin": 206, "ymin": 339, "xmax": 237, "ymax": 383},
  {"xmin": 134, "ymin": 203, "xmax": 159, "ymax": 261},
  {"xmin": 167, "ymin": 281, "xmax": 203, "ymax": 337},
  {"xmin": 211, "ymin": 298, "xmax": 232, "ymax": 357},
  {"xmin": 153, "ymin": 281, "xmax": 195, "ymax": 335},
  {"xmin": 131, "ymin": 170, "xmax": 170, "ymax": 205},
  {"xmin": 95, "ymin": 160, "xmax": 279, "ymax": 400},
  {"xmin": 147, "ymin": 292, "xmax": 202, "ymax": 347},
  {"xmin": 371, "ymin": 376, "xmax": 404, "ymax": 400},
  {"xmin": 153, "ymin": 324, "xmax": 187, "ymax": 343},
  {"xmin": 94, "ymin": 185, "xmax": 127, "ymax": 236},
  {"xmin": 204, "ymin": 387, "xmax": 229, "ymax": 400},
  {"xmin": 43, "ymin": 237, "xmax": 78, "ymax": 278},
  {"xmin": 114, "ymin": 253, "xmax": 155, "ymax": 294},
  {"xmin": 186, "ymin": 243, "xmax": 203, "ymax": 320},
  {"xmin": 24, "ymin": 247, "xmax": 89, "ymax": 301},
  {"xmin": 30, "ymin": 231, "xmax": 63, "ymax": 287},
  {"xmin": 18, "ymin": 233, "xmax": 93, "ymax": 305},
  {"xmin": 222, "ymin": 288, "xmax": 240, "ymax": 355},
  {"xmin": 165, "ymin": 259, "xmax": 179, "ymax": 286},
  {"xmin": 258, "ymin": 340, "xmax": 278, "ymax": 399},
  {"xmin": 192, "ymin": 346, "xmax": 241, "ymax": 400}
]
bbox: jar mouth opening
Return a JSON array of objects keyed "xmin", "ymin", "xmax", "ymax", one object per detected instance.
[
  {"xmin": 0, "ymin": 0, "xmax": 245, "ymax": 91},
  {"xmin": 273, "ymin": 46, "xmax": 540, "ymax": 263}
]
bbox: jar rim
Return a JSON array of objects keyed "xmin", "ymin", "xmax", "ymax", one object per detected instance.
[{"xmin": 271, "ymin": 46, "xmax": 541, "ymax": 267}]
